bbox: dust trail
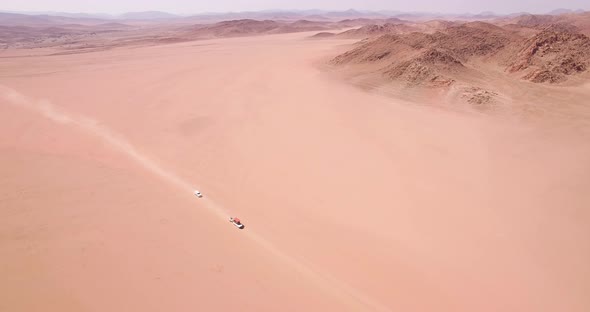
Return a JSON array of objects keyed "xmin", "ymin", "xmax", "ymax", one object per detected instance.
[
  {"xmin": 0, "ymin": 85, "xmax": 392, "ymax": 312},
  {"xmin": 0, "ymin": 85, "xmax": 229, "ymax": 219}
]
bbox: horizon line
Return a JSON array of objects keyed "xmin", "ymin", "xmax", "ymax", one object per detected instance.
[{"xmin": 0, "ymin": 7, "xmax": 586, "ymax": 18}]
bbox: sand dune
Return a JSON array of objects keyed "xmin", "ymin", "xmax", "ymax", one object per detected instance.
[{"xmin": 1, "ymin": 16, "xmax": 590, "ymax": 312}]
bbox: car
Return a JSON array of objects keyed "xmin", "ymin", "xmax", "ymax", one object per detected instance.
[
  {"xmin": 194, "ymin": 190, "xmax": 203, "ymax": 198},
  {"xmin": 229, "ymin": 217, "xmax": 244, "ymax": 229}
]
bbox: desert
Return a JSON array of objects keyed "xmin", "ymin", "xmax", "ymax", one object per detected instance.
[{"xmin": 1, "ymin": 6, "xmax": 589, "ymax": 312}]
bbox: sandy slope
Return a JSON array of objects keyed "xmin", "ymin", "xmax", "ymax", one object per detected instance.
[{"xmin": 1, "ymin": 31, "xmax": 589, "ymax": 312}]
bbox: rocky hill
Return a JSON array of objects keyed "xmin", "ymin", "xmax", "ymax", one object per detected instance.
[
  {"xmin": 330, "ymin": 19, "xmax": 590, "ymax": 86},
  {"xmin": 336, "ymin": 23, "xmax": 419, "ymax": 38},
  {"xmin": 508, "ymin": 25, "xmax": 590, "ymax": 83},
  {"xmin": 330, "ymin": 22, "xmax": 522, "ymax": 86},
  {"xmin": 197, "ymin": 19, "xmax": 281, "ymax": 36},
  {"xmin": 383, "ymin": 48, "xmax": 464, "ymax": 86}
]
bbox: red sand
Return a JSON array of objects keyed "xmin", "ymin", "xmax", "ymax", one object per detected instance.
[{"xmin": 1, "ymin": 31, "xmax": 589, "ymax": 311}]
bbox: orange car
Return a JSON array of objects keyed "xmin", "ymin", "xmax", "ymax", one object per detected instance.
[{"xmin": 229, "ymin": 217, "xmax": 244, "ymax": 229}]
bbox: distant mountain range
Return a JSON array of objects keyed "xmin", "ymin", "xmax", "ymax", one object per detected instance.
[
  {"xmin": 0, "ymin": 8, "xmax": 587, "ymax": 24},
  {"xmin": 547, "ymin": 8, "xmax": 587, "ymax": 15},
  {"xmin": 0, "ymin": 10, "xmax": 181, "ymax": 20},
  {"xmin": 118, "ymin": 11, "xmax": 181, "ymax": 20}
]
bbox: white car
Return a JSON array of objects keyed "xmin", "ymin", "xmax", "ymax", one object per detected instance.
[{"xmin": 194, "ymin": 190, "xmax": 203, "ymax": 198}]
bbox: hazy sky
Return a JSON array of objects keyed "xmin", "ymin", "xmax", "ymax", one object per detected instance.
[{"xmin": 2, "ymin": 0, "xmax": 589, "ymax": 15}]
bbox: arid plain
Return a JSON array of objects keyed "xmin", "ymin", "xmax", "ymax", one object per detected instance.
[{"xmin": 1, "ymin": 12, "xmax": 590, "ymax": 312}]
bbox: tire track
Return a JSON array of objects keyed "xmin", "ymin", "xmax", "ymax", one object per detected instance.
[{"xmin": 0, "ymin": 85, "xmax": 392, "ymax": 312}]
